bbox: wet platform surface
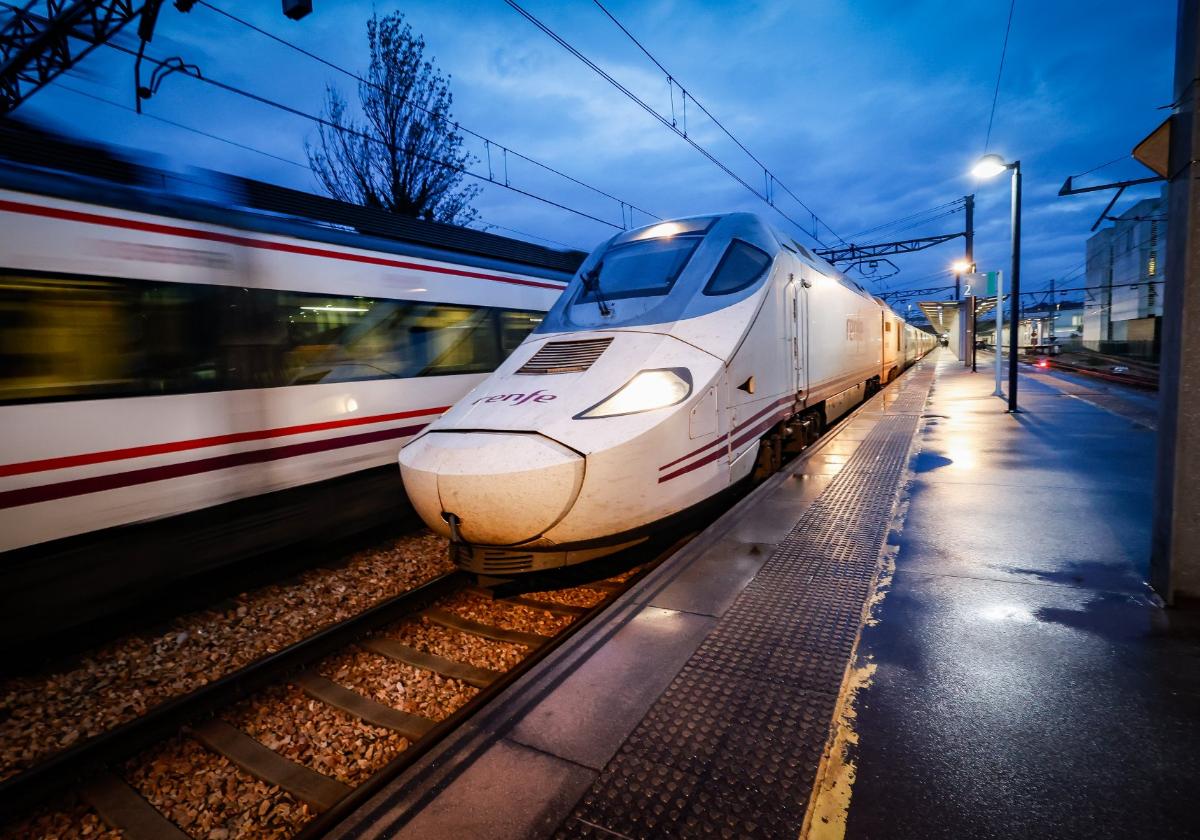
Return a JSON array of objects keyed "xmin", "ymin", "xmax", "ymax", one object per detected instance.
[
  {"xmin": 331, "ymin": 351, "xmax": 1200, "ymax": 840},
  {"xmin": 844, "ymin": 355, "xmax": 1200, "ymax": 840}
]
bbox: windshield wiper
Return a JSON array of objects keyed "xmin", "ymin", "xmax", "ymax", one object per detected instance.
[{"xmin": 580, "ymin": 259, "xmax": 613, "ymax": 316}]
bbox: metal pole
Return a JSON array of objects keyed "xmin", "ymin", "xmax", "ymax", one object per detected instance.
[
  {"xmin": 994, "ymin": 270, "xmax": 1004, "ymax": 396},
  {"xmin": 964, "ymin": 298, "xmax": 974, "ymax": 369},
  {"xmin": 954, "ymin": 272, "xmax": 961, "ymax": 300},
  {"xmin": 1150, "ymin": 0, "xmax": 1200, "ymax": 602},
  {"xmin": 967, "ymin": 193, "xmax": 977, "ymax": 373},
  {"xmin": 1007, "ymin": 162, "xmax": 1022, "ymax": 412},
  {"xmin": 964, "ymin": 193, "xmax": 975, "ymax": 269}
]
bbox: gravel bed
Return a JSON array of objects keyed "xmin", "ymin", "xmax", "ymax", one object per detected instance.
[
  {"xmin": 0, "ymin": 799, "xmax": 122, "ymax": 839},
  {"xmin": 383, "ymin": 619, "xmax": 529, "ymax": 672},
  {"xmin": 221, "ymin": 685, "xmax": 409, "ymax": 788},
  {"xmin": 439, "ymin": 592, "xmax": 574, "ymax": 637},
  {"xmin": 126, "ymin": 736, "xmax": 311, "ymax": 839},
  {"xmin": 0, "ymin": 532, "xmax": 451, "ymax": 781},
  {"xmin": 318, "ymin": 651, "xmax": 476, "ymax": 723},
  {"xmin": 521, "ymin": 586, "xmax": 609, "ymax": 608}
]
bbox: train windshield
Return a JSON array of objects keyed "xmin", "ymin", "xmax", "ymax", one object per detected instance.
[{"xmin": 575, "ymin": 236, "xmax": 702, "ymax": 304}]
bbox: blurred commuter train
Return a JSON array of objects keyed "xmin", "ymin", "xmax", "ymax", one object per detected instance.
[
  {"xmin": 0, "ymin": 121, "xmax": 582, "ymax": 645},
  {"xmin": 400, "ymin": 213, "xmax": 937, "ymax": 574}
]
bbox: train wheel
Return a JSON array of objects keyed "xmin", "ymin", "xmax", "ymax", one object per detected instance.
[
  {"xmin": 804, "ymin": 409, "xmax": 824, "ymax": 444},
  {"xmin": 751, "ymin": 427, "xmax": 784, "ymax": 482}
]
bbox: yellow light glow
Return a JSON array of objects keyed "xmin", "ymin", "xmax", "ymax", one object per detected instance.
[
  {"xmin": 952, "ymin": 260, "xmax": 971, "ymax": 273},
  {"xmin": 584, "ymin": 369, "xmax": 690, "ymax": 417},
  {"xmin": 640, "ymin": 221, "xmax": 686, "ymax": 240},
  {"xmin": 943, "ymin": 438, "xmax": 977, "ymax": 471}
]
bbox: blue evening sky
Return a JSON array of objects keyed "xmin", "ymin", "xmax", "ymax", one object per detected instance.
[{"xmin": 15, "ymin": 0, "xmax": 1170, "ymax": 307}]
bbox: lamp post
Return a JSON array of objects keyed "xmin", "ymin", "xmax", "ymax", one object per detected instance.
[{"xmin": 972, "ymin": 153, "xmax": 1022, "ymax": 412}]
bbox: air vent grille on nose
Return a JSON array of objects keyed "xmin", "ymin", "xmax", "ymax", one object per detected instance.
[
  {"xmin": 517, "ymin": 337, "xmax": 613, "ymax": 375},
  {"xmin": 451, "ymin": 544, "xmax": 536, "ymax": 574}
]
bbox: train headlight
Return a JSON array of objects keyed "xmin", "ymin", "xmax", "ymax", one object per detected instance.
[{"xmin": 577, "ymin": 368, "xmax": 692, "ymax": 419}]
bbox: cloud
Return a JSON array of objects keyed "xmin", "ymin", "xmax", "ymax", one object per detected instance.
[{"xmin": 14, "ymin": 0, "xmax": 1174, "ymax": 294}]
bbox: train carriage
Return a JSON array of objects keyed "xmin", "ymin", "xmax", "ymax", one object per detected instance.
[
  {"xmin": 400, "ymin": 213, "xmax": 936, "ymax": 574},
  {"xmin": 0, "ymin": 125, "xmax": 581, "ymax": 644}
]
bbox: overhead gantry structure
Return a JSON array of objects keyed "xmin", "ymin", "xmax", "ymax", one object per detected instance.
[
  {"xmin": 0, "ymin": 1, "xmax": 152, "ymax": 115},
  {"xmin": 0, "ymin": 0, "xmax": 313, "ymax": 115}
]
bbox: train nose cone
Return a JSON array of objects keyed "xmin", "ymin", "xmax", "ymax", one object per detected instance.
[{"xmin": 399, "ymin": 432, "xmax": 584, "ymax": 545}]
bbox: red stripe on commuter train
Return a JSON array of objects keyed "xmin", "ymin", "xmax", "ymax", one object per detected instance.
[
  {"xmin": 0, "ymin": 407, "xmax": 449, "ymax": 477},
  {"xmin": 0, "ymin": 199, "xmax": 569, "ymax": 291},
  {"xmin": 0, "ymin": 422, "xmax": 430, "ymax": 510}
]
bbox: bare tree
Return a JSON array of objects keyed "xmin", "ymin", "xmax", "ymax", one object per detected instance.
[{"xmin": 307, "ymin": 12, "xmax": 480, "ymax": 225}]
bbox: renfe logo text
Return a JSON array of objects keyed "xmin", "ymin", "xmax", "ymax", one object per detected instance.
[{"xmin": 473, "ymin": 389, "xmax": 557, "ymax": 406}]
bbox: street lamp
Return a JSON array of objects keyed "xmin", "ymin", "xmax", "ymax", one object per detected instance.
[
  {"xmin": 972, "ymin": 153, "xmax": 1022, "ymax": 412},
  {"xmin": 951, "ymin": 259, "xmax": 970, "ymax": 300}
]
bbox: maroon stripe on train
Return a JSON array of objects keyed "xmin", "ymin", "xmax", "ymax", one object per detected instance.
[
  {"xmin": 0, "ymin": 423, "xmax": 429, "ymax": 510},
  {"xmin": 0, "ymin": 406, "xmax": 448, "ymax": 478},
  {"xmin": 658, "ymin": 395, "xmax": 794, "ymax": 472},
  {"xmin": 658, "ymin": 407, "xmax": 792, "ymax": 484}
]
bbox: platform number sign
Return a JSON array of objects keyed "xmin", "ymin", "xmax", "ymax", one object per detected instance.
[{"xmin": 964, "ymin": 272, "xmax": 998, "ymax": 297}]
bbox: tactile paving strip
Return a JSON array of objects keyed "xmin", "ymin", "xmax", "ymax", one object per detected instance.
[{"xmin": 555, "ymin": 368, "xmax": 933, "ymax": 839}]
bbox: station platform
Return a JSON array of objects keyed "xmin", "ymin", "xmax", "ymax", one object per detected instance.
[{"xmin": 330, "ymin": 349, "xmax": 1200, "ymax": 840}]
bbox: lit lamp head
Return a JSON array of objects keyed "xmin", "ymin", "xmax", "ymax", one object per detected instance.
[
  {"xmin": 951, "ymin": 259, "xmax": 971, "ymax": 274},
  {"xmin": 971, "ymin": 154, "xmax": 1008, "ymax": 179}
]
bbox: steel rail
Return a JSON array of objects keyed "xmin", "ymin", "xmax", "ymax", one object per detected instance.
[
  {"xmin": 291, "ymin": 549, "xmax": 674, "ymax": 840},
  {"xmin": 1041, "ymin": 359, "xmax": 1158, "ymax": 390},
  {"xmin": 298, "ymin": 356, "xmax": 940, "ymax": 837},
  {"xmin": 0, "ymin": 569, "xmax": 468, "ymax": 817}
]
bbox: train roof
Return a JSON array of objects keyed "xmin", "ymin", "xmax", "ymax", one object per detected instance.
[{"xmin": 0, "ymin": 119, "xmax": 588, "ymax": 278}]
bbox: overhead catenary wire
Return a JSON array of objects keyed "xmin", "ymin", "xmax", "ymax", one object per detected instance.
[
  {"xmin": 470, "ymin": 218, "xmax": 581, "ymax": 250},
  {"xmin": 983, "ymin": 0, "xmax": 1017, "ymax": 152},
  {"xmin": 860, "ymin": 206, "xmax": 965, "ymax": 248},
  {"xmin": 51, "ymin": 75, "xmax": 587, "ymax": 250},
  {"xmin": 192, "ymin": 0, "xmax": 661, "ymax": 227},
  {"xmin": 87, "ymin": 37, "xmax": 632, "ymax": 231},
  {"xmin": 52, "ymin": 81, "xmax": 311, "ymax": 170},
  {"xmin": 503, "ymin": 0, "xmax": 838, "ymax": 246},
  {"xmin": 1073, "ymin": 153, "xmax": 1133, "ymax": 179},
  {"xmin": 587, "ymin": 0, "xmax": 845, "ymax": 245},
  {"xmin": 845, "ymin": 197, "xmax": 965, "ymax": 241}
]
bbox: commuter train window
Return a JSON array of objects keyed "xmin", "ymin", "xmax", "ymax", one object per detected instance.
[
  {"xmin": 0, "ymin": 271, "xmax": 544, "ymax": 403},
  {"xmin": 276, "ymin": 296, "xmax": 503, "ymax": 384},
  {"xmin": 576, "ymin": 236, "xmax": 702, "ymax": 303},
  {"xmin": 499, "ymin": 310, "xmax": 542, "ymax": 353},
  {"xmin": 0, "ymin": 273, "xmax": 223, "ymax": 403},
  {"xmin": 703, "ymin": 240, "xmax": 773, "ymax": 296}
]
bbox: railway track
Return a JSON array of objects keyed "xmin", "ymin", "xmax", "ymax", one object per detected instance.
[
  {"xmin": 1036, "ymin": 357, "xmax": 1158, "ymax": 390},
  {"xmin": 0, "ymin": 552, "xmax": 658, "ymax": 839},
  {"xmin": 1, "ymin": 363, "xmax": 926, "ymax": 839}
]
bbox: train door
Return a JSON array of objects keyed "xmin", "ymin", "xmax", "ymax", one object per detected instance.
[
  {"xmin": 726, "ymin": 264, "xmax": 788, "ymax": 482},
  {"xmin": 787, "ymin": 274, "xmax": 807, "ymax": 397}
]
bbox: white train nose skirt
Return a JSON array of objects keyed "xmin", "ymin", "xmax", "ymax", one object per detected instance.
[{"xmin": 400, "ymin": 431, "xmax": 583, "ymax": 545}]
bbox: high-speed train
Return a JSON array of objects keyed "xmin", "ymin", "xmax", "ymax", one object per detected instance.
[
  {"xmin": 399, "ymin": 213, "xmax": 936, "ymax": 574},
  {"xmin": 0, "ymin": 120, "xmax": 581, "ymax": 645}
]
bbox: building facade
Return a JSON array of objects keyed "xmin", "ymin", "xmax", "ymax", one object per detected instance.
[{"xmin": 1083, "ymin": 188, "xmax": 1166, "ymax": 347}]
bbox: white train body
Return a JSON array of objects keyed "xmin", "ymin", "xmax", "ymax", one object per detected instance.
[
  {"xmin": 0, "ymin": 186, "xmax": 567, "ymax": 554},
  {"xmin": 400, "ymin": 213, "xmax": 936, "ymax": 574}
]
